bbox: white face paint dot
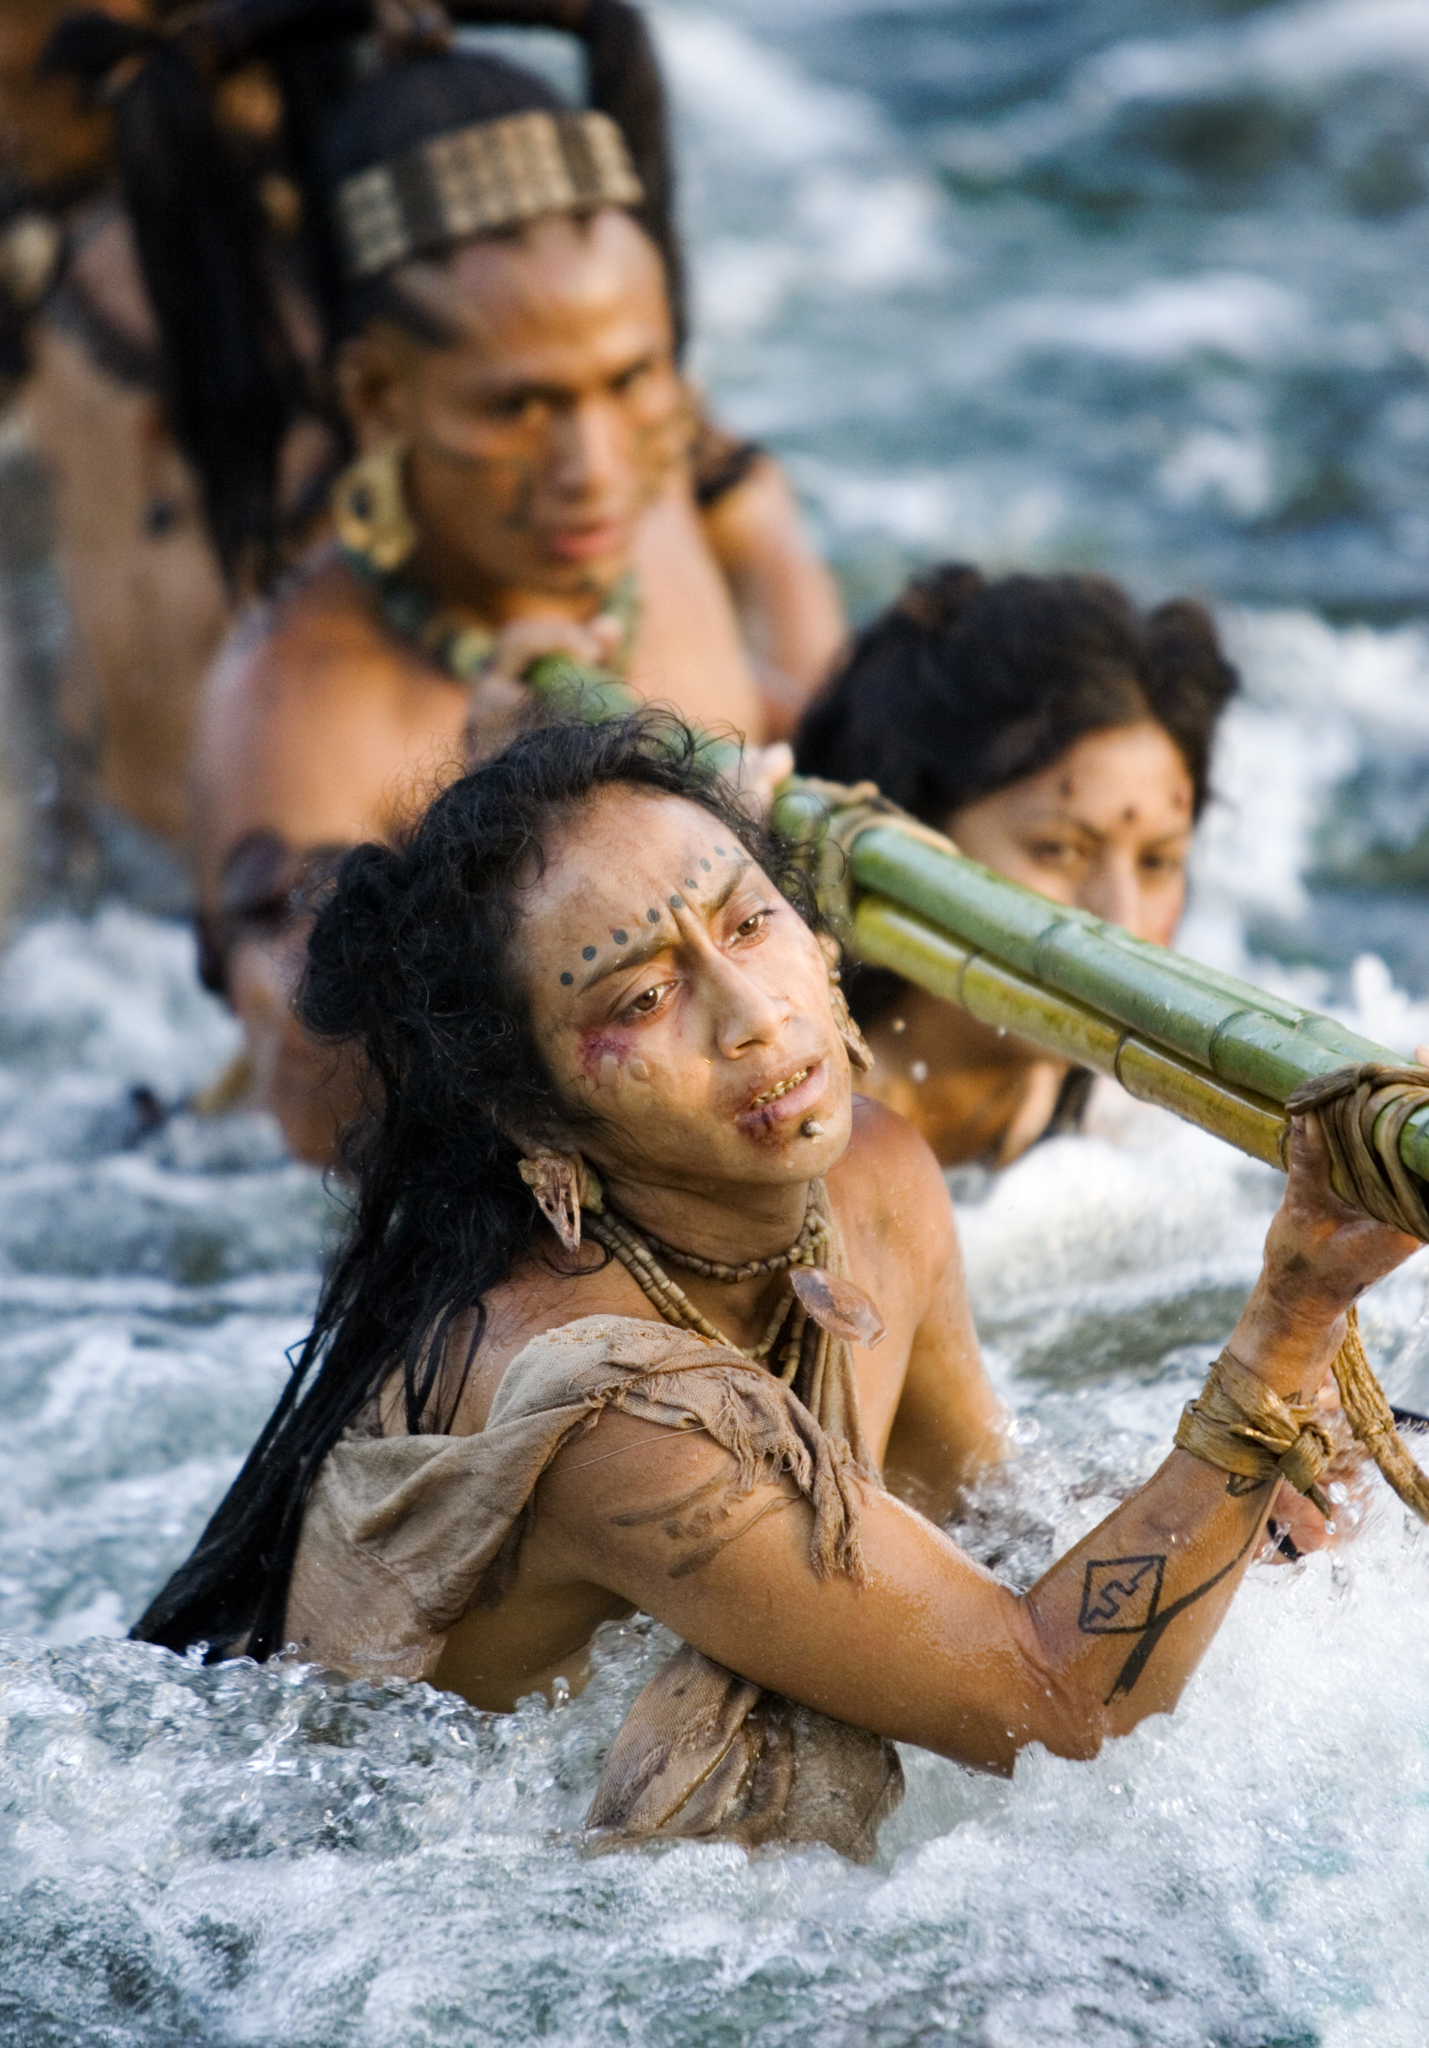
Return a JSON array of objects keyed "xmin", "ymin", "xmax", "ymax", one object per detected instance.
[{"xmin": 910, "ymin": 1060, "xmax": 929, "ymax": 1083}]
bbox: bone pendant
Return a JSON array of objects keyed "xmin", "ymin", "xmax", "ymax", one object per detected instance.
[{"xmin": 789, "ymin": 1266, "xmax": 886, "ymax": 1348}]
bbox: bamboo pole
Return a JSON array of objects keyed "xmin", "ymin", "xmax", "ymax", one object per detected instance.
[
  {"xmin": 775, "ymin": 787, "xmax": 1429, "ymax": 1186},
  {"xmin": 516, "ymin": 665, "xmax": 1429, "ymax": 1191}
]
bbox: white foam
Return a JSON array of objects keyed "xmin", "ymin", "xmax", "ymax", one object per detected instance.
[
  {"xmin": 1087, "ymin": 0, "xmax": 1429, "ymax": 108},
  {"xmin": 793, "ymin": 455, "xmax": 1068, "ymax": 557},
  {"xmin": 994, "ymin": 272, "xmax": 1310, "ymax": 367},
  {"xmin": 0, "ymin": 905, "xmax": 240, "ymax": 1094},
  {"xmin": 1158, "ymin": 425, "xmax": 1275, "ymax": 518},
  {"xmin": 1185, "ymin": 607, "xmax": 1429, "ymax": 941},
  {"xmin": 653, "ymin": 6, "xmax": 875, "ymax": 166}
]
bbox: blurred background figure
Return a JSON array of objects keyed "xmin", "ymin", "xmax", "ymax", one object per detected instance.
[
  {"xmin": 796, "ymin": 564, "xmax": 1238, "ymax": 1167},
  {"xmin": 49, "ymin": 0, "xmax": 842, "ymax": 1157},
  {"xmin": 0, "ymin": 0, "xmax": 233, "ymax": 910},
  {"xmin": 3, "ymin": 0, "xmax": 840, "ymax": 939}
]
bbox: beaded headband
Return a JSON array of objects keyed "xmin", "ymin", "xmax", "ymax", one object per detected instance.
[{"xmin": 334, "ymin": 108, "xmax": 644, "ymax": 280}]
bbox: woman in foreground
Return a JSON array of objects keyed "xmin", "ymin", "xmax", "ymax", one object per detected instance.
[
  {"xmin": 134, "ymin": 716, "xmax": 1415, "ymax": 1859},
  {"xmin": 796, "ymin": 564, "xmax": 1237, "ymax": 1166}
]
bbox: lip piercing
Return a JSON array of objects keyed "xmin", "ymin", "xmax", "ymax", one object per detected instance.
[{"xmin": 800, "ymin": 1119, "xmax": 825, "ymax": 1138}]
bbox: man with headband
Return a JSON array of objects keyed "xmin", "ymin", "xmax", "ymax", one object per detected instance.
[{"xmin": 58, "ymin": 0, "xmax": 842, "ymax": 1156}]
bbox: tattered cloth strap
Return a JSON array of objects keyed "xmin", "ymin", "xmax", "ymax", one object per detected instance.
[
  {"xmin": 578, "ymin": 1190, "xmax": 902, "ymax": 1857},
  {"xmin": 1175, "ymin": 1061, "xmax": 1429, "ymax": 1523}
]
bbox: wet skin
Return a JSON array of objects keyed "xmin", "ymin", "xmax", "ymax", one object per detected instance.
[
  {"xmin": 863, "ymin": 720, "xmax": 1196, "ymax": 1168},
  {"xmin": 335, "ymin": 787, "xmax": 1419, "ymax": 1775},
  {"xmin": 195, "ymin": 209, "xmax": 842, "ymax": 1157},
  {"xmin": 26, "ymin": 211, "xmax": 230, "ymax": 842}
]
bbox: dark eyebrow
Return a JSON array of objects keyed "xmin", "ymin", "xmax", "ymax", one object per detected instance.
[
  {"xmin": 1026, "ymin": 812, "xmax": 1105, "ymax": 847},
  {"xmin": 578, "ymin": 857, "xmax": 753, "ymax": 992}
]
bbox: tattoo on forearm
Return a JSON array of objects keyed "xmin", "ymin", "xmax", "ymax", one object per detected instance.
[{"xmin": 1077, "ymin": 1522, "xmax": 1263, "ymax": 1702}]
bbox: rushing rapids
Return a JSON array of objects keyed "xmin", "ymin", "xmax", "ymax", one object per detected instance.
[{"xmin": 6, "ymin": 3, "xmax": 1429, "ymax": 2043}]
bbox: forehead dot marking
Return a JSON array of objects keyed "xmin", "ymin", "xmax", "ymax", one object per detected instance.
[
  {"xmin": 669, "ymin": 894, "xmax": 683, "ymax": 909},
  {"xmin": 647, "ymin": 908, "xmax": 660, "ymax": 923},
  {"xmin": 714, "ymin": 846, "xmax": 726, "ymax": 856},
  {"xmin": 582, "ymin": 946, "xmax": 596, "ymax": 960},
  {"xmin": 700, "ymin": 858, "xmax": 711, "ymax": 871},
  {"xmin": 613, "ymin": 929, "xmax": 628, "ymax": 945},
  {"xmin": 560, "ymin": 972, "xmax": 573, "ymax": 986}
]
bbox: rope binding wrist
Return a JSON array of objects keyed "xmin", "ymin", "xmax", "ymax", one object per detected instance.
[
  {"xmin": 1176, "ymin": 1062, "xmax": 1429, "ymax": 1524},
  {"xmin": 1176, "ymin": 1304, "xmax": 1429, "ymax": 1523},
  {"xmin": 1175, "ymin": 1347, "xmax": 1339, "ymax": 1516}
]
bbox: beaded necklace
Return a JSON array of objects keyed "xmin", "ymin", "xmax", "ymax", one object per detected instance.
[
  {"xmin": 343, "ymin": 548, "xmax": 642, "ymax": 688},
  {"xmin": 583, "ymin": 1190, "xmax": 837, "ymax": 1387}
]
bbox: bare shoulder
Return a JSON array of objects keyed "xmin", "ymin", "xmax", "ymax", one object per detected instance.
[
  {"xmin": 828, "ymin": 1094, "xmax": 958, "ymax": 1285},
  {"xmin": 203, "ymin": 553, "xmax": 429, "ymax": 721},
  {"xmin": 193, "ymin": 552, "xmax": 465, "ymax": 887}
]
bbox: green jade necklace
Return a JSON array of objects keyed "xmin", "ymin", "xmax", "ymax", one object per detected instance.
[{"xmin": 342, "ymin": 546, "xmax": 645, "ymax": 722}]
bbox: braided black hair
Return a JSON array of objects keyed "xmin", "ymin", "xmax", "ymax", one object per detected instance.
[
  {"xmin": 130, "ymin": 713, "xmax": 817, "ymax": 1663},
  {"xmin": 41, "ymin": 0, "xmax": 683, "ymax": 587}
]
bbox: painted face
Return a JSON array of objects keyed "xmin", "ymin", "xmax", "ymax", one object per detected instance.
[
  {"xmin": 520, "ymin": 789, "xmax": 852, "ymax": 1196},
  {"xmin": 345, "ymin": 208, "xmax": 688, "ymax": 606},
  {"xmin": 948, "ymin": 720, "xmax": 1194, "ymax": 947}
]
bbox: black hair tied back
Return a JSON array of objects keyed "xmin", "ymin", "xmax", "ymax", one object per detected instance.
[{"xmin": 40, "ymin": 0, "xmax": 683, "ymax": 589}]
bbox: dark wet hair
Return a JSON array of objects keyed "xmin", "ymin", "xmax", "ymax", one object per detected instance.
[
  {"xmin": 42, "ymin": 1, "xmax": 682, "ymax": 585},
  {"xmin": 131, "ymin": 714, "xmax": 817, "ymax": 1663},
  {"xmin": 798, "ymin": 564, "xmax": 1237, "ymax": 823},
  {"xmin": 795, "ymin": 563, "xmax": 1238, "ymax": 1023}
]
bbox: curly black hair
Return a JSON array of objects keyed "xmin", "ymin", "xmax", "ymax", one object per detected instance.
[
  {"xmin": 797, "ymin": 563, "xmax": 1237, "ymax": 825},
  {"xmin": 131, "ymin": 712, "xmax": 817, "ymax": 1662},
  {"xmin": 795, "ymin": 563, "xmax": 1238, "ymax": 1028}
]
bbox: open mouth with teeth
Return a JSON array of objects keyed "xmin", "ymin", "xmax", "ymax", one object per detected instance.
[{"xmin": 749, "ymin": 1067, "xmax": 809, "ymax": 1108}]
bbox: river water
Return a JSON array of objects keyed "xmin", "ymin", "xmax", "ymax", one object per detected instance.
[{"xmin": 6, "ymin": 4, "xmax": 1429, "ymax": 2043}]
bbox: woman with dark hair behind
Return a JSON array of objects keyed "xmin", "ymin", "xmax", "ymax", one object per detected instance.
[
  {"xmin": 796, "ymin": 564, "xmax": 1238, "ymax": 1168},
  {"xmin": 128, "ymin": 710, "xmax": 1415, "ymax": 1859}
]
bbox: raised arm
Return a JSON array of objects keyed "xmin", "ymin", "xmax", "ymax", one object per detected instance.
[
  {"xmin": 537, "ymin": 1114, "xmax": 1418, "ymax": 1773},
  {"xmin": 697, "ymin": 452, "xmax": 847, "ymax": 740}
]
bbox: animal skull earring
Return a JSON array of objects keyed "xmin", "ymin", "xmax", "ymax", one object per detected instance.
[{"xmin": 518, "ymin": 1151, "xmax": 589, "ymax": 1255}]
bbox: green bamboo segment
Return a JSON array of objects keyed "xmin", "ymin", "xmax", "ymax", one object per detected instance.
[
  {"xmin": 503, "ymin": 680, "xmax": 1428, "ymax": 1197},
  {"xmin": 844, "ymin": 821, "xmax": 1387, "ymax": 1082},
  {"xmin": 854, "ymin": 897, "xmax": 1288, "ymax": 1167},
  {"xmin": 1113, "ymin": 1042, "xmax": 1286, "ymax": 1168},
  {"xmin": 777, "ymin": 783, "xmax": 1429, "ymax": 1193},
  {"xmin": 1394, "ymin": 1104, "xmax": 1429, "ymax": 1185}
]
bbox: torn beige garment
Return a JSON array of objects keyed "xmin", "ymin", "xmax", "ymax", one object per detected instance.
[{"xmin": 284, "ymin": 1312, "xmax": 904, "ymax": 1861}]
